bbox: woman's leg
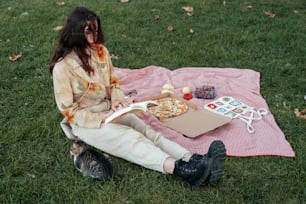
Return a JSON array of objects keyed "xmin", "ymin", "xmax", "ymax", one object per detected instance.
[
  {"xmin": 116, "ymin": 114, "xmax": 226, "ymax": 187},
  {"xmin": 71, "ymin": 123, "xmax": 171, "ymax": 173},
  {"xmin": 70, "ymin": 122, "xmax": 218, "ymax": 187},
  {"xmin": 117, "ymin": 114, "xmax": 191, "ymax": 160}
]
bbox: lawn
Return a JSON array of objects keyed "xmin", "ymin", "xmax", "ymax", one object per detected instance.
[{"xmin": 0, "ymin": 0, "xmax": 305, "ymax": 203}]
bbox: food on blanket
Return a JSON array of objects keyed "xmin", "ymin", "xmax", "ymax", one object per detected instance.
[
  {"xmin": 194, "ymin": 85, "xmax": 216, "ymax": 99},
  {"xmin": 161, "ymin": 84, "xmax": 174, "ymax": 94},
  {"xmin": 183, "ymin": 93, "xmax": 193, "ymax": 100},
  {"xmin": 148, "ymin": 97, "xmax": 188, "ymax": 120},
  {"xmin": 182, "ymin": 87, "xmax": 193, "ymax": 100},
  {"xmin": 182, "ymin": 87, "xmax": 192, "ymax": 94}
]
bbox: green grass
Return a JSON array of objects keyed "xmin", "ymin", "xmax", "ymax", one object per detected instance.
[{"xmin": 1, "ymin": 0, "xmax": 305, "ymax": 203}]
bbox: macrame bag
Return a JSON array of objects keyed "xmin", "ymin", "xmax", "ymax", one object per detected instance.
[{"xmin": 204, "ymin": 96, "xmax": 268, "ymax": 133}]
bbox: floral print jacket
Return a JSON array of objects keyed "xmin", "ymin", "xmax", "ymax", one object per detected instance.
[{"xmin": 52, "ymin": 45, "xmax": 125, "ymax": 128}]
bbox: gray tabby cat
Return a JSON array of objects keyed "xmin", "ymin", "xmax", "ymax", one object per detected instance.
[{"xmin": 70, "ymin": 140, "xmax": 113, "ymax": 180}]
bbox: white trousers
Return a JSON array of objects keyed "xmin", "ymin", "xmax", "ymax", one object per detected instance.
[{"xmin": 70, "ymin": 114, "xmax": 190, "ymax": 173}]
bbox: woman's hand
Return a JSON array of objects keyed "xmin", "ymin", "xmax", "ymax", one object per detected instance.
[{"xmin": 111, "ymin": 100, "xmax": 128, "ymax": 111}]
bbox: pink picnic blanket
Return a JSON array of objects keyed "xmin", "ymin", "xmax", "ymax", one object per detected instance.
[{"xmin": 115, "ymin": 66, "xmax": 295, "ymax": 157}]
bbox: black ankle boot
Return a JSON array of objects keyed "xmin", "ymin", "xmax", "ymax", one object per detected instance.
[
  {"xmin": 189, "ymin": 153, "xmax": 204, "ymax": 162},
  {"xmin": 189, "ymin": 140, "xmax": 227, "ymax": 186},
  {"xmin": 173, "ymin": 158, "xmax": 210, "ymax": 187}
]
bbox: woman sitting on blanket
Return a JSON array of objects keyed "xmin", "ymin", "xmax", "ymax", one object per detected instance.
[{"xmin": 49, "ymin": 6, "xmax": 226, "ymax": 187}]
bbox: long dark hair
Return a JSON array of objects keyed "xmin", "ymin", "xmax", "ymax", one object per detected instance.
[{"xmin": 50, "ymin": 7, "xmax": 104, "ymax": 74}]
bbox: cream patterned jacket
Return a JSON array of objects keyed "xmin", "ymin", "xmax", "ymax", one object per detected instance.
[{"xmin": 52, "ymin": 45, "xmax": 125, "ymax": 128}]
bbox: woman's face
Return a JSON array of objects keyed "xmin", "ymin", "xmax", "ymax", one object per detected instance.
[{"xmin": 84, "ymin": 20, "xmax": 98, "ymax": 46}]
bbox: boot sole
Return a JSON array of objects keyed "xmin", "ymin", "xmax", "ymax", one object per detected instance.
[
  {"xmin": 207, "ymin": 140, "xmax": 226, "ymax": 186},
  {"xmin": 191, "ymin": 140, "xmax": 226, "ymax": 187}
]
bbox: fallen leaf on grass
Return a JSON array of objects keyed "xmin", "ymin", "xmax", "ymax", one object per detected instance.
[
  {"xmin": 9, "ymin": 53, "xmax": 22, "ymax": 62},
  {"xmin": 110, "ymin": 54, "xmax": 119, "ymax": 59},
  {"xmin": 182, "ymin": 6, "xmax": 194, "ymax": 16},
  {"xmin": 154, "ymin": 15, "xmax": 160, "ymax": 20},
  {"xmin": 120, "ymin": 0, "xmax": 129, "ymax": 3},
  {"xmin": 242, "ymin": 5, "xmax": 253, "ymax": 12},
  {"xmin": 265, "ymin": 10, "xmax": 276, "ymax": 18},
  {"xmin": 21, "ymin": 12, "xmax": 29, "ymax": 16},
  {"xmin": 27, "ymin": 172, "xmax": 36, "ymax": 179},
  {"xmin": 53, "ymin": 25, "xmax": 63, "ymax": 31},
  {"xmin": 182, "ymin": 6, "xmax": 193, "ymax": 13},
  {"xmin": 294, "ymin": 108, "xmax": 306, "ymax": 119},
  {"xmin": 56, "ymin": 1, "xmax": 65, "ymax": 6},
  {"xmin": 167, "ymin": 25, "xmax": 173, "ymax": 31}
]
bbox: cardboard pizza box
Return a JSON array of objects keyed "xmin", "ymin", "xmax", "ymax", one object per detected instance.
[{"xmin": 140, "ymin": 93, "xmax": 232, "ymax": 138}]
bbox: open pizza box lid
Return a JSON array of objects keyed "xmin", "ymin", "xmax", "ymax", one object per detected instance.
[{"xmin": 140, "ymin": 93, "xmax": 232, "ymax": 138}]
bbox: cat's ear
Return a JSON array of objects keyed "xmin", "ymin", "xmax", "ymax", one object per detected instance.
[
  {"xmin": 76, "ymin": 140, "xmax": 89, "ymax": 149},
  {"xmin": 83, "ymin": 142, "xmax": 89, "ymax": 149}
]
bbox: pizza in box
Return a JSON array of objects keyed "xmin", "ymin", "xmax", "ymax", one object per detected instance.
[{"xmin": 148, "ymin": 97, "xmax": 189, "ymax": 120}]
